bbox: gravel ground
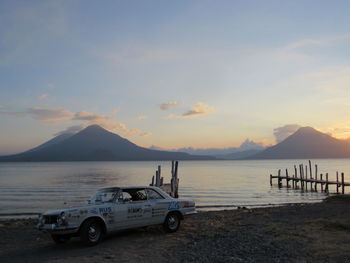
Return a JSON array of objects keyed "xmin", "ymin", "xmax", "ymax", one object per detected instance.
[{"xmin": 1, "ymin": 197, "xmax": 350, "ymax": 263}]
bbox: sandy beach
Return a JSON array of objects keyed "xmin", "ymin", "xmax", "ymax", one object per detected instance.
[{"xmin": 1, "ymin": 196, "xmax": 350, "ymax": 263}]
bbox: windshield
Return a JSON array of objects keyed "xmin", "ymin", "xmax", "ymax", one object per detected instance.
[{"xmin": 90, "ymin": 189, "xmax": 119, "ymax": 204}]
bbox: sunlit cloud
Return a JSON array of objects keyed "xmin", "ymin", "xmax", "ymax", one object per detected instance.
[
  {"xmin": 181, "ymin": 102, "xmax": 216, "ymax": 118},
  {"xmin": 137, "ymin": 115, "xmax": 147, "ymax": 120},
  {"xmin": 27, "ymin": 107, "xmax": 73, "ymax": 121},
  {"xmin": 73, "ymin": 111, "xmax": 112, "ymax": 122},
  {"xmin": 284, "ymin": 35, "xmax": 350, "ymax": 51},
  {"xmin": 54, "ymin": 124, "xmax": 85, "ymax": 136},
  {"xmin": 0, "ymin": 106, "xmax": 151, "ymax": 138},
  {"xmin": 140, "ymin": 131, "xmax": 152, "ymax": 137},
  {"xmin": 37, "ymin": 94, "xmax": 48, "ymax": 100},
  {"xmin": 160, "ymin": 101, "xmax": 178, "ymax": 110},
  {"xmin": 273, "ymin": 124, "xmax": 301, "ymax": 143}
]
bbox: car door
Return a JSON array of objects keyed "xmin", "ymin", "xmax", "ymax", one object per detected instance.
[
  {"xmin": 146, "ymin": 188, "xmax": 169, "ymax": 224},
  {"xmin": 116, "ymin": 188, "xmax": 152, "ymax": 228}
]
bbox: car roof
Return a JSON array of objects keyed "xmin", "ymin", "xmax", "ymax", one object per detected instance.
[{"xmin": 98, "ymin": 186, "xmax": 158, "ymax": 191}]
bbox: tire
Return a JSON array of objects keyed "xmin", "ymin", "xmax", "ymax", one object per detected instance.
[
  {"xmin": 80, "ymin": 219, "xmax": 104, "ymax": 246},
  {"xmin": 163, "ymin": 212, "xmax": 181, "ymax": 233},
  {"xmin": 51, "ymin": 234, "xmax": 71, "ymax": 244}
]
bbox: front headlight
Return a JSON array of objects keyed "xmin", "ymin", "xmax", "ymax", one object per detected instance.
[
  {"xmin": 57, "ymin": 212, "xmax": 68, "ymax": 226},
  {"xmin": 38, "ymin": 214, "xmax": 45, "ymax": 225}
]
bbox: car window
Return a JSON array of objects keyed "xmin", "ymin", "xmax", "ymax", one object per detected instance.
[
  {"xmin": 146, "ymin": 189, "xmax": 164, "ymax": 200},
  {"xmin": 120, "ymin": 189, "xmax": 147, "ymax": 202}
]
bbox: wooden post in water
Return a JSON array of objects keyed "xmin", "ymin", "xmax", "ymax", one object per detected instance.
[
  {"xmin": 314, "ymin": 164, "xmax": 318, "ymax": 191},
  {"xmin": 286, "ymin": 169, "xmax": 289, "ymax": 188},
  {"xmin": 336, "ymin": 172, "xmax": 339, "ymax": 194},
  {"xmin": 278, "ymin": 169, "xmax": 282, "ymax": 187},
  {"xmin": 270, "ymin": 174, "xmax": 273, "ymax": 186},
  {"xmin": 294, "ymin": 165, "xmax": 297, "ymax": 188},
  {"xmin": 305, "ymin": 165, "xmax": 308, "ymax": 191},
  {"xmin": 299, "ymin": 165, "xmax": 303, "ymax": 189},
  {"xmin": 341, "ymin": 173, "xmax": 345, "ymax": 194},
  {"xmin": 325, "ymin": 173, "xmax": 329, "ymax": 193},
  {"xmin": 320, "ymin": 174, "xmax": 323, "ymax": 191}
]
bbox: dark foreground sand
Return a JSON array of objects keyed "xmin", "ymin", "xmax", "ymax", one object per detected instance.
[{"xmin": 1, "ymin": 196, "xmax": 350, "ymax": 263}]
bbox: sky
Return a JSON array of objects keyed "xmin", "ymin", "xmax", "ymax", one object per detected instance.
[{"xmin": 1, "ymin": 0, "xmax": 350, "ymax": 155}]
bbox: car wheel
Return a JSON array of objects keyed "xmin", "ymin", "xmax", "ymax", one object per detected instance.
[
  {"xmin": 163, "ymin": 212, "xmax": 181, "ymax": 233},
  {"xmin": 80, "ymin": 219, "xmax": 104, "ymax": 246},
  {"xmin": 51, "ymin": 234, "xmax": 71, "ymax": 244}
]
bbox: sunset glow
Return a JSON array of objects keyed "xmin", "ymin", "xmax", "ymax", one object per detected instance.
[{"xmin": 1, "ymin": 1, "xmax": 350, "ymax": 154}]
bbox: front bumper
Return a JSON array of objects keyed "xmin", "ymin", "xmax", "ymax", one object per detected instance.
[{"xmin": 37, "ymin": 223, "xmax": 79, "ymax": 235}]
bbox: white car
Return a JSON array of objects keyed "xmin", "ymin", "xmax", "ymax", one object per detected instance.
[{"xmin": 37, "ymin": 186, "xmax": 196, "ymax": 246}]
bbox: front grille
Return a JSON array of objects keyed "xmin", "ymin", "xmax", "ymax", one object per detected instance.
[{"xmin": 44, "ymin": 215, "xmax": 58, "ymax": 224}]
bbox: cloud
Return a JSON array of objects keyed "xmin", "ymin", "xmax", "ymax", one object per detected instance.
[
  {"xmin": 182, "ymin": 102, "xmax": 216, "ymax": 118},
  {"xmin": 160, "ymin": 102, "xmax": 178, "ymax": 110},
  {"xmin": 273, "ymin": 124, "xmax": 301, "ymax": 143},
  {"xmin": 140, "ymin": 132, "xmax": 152, "ymax": 137},
  {"xmin": 137, "ymin": 115, "xmax": 147, "ymax": 120},
  {"xmin": 284, "ymin": 35, "xmax": 350, "ymax": 51},
  {"xmin": 73, "ymin": 111, "xmax": 112, "ymax": 122},
  {"xmin": 0, "ymin": 110, "xmax": 27, "ymax": 118},
  {"xmin": 47, "ymin": 83, "xmax": 55, "ymax": 90},
  {"xmin": 37, "ymin": 94, "xmax": 48, "ymax": 100},
  {"xmin": 53, "ymin": 125, "xmax": 85, "ymax": 136},
  {"xmin": 27, "ymin": 107, "xmax": 73, "ymax": 121},
  {"xmin": 0, "ymin": 105, "xmax": 151, "ymax": 138}
]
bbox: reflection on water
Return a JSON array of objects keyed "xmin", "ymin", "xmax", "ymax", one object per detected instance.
[{"xmin": 1, "ymin": 159, "xmax": 349, "ymax": 216}]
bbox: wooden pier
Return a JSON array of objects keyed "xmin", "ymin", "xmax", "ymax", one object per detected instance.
[
  {"xmin": 150, "ymin": 160, "xmax": 179, "ymax": 198},
  {"xmin": 270, "ymin": 160, "xmax": 348, "ymax": 194}
]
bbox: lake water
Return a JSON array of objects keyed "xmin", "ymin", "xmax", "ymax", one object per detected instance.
[{"xmin": 1, "ymin": 159, "xmax": 350, "ymax": 218}]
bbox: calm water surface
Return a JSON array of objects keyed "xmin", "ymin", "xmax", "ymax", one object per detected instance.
[{"xmin": 1, "ymin": 159, "xmax": 350, "ymax": 217}]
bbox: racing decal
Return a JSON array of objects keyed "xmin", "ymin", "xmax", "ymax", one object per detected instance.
[
  {"xmin": 168, "ymin": 201, "xmax": 180, "ymax": 211},
  {"xmin": 99, "ymin": 207, "xmax": 112, "ymax": 217},
  {"xmin": 151, "ymin": 207, "xmax": 166, "ymax": 217},
  {"xmin": 127, "ymin": 206, "xmax": 143, "ymax": 219}
]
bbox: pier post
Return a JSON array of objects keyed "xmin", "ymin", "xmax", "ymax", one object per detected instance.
[
  {"xmin": 321, "ymin": 174, "xmax": 323, "ymax": 191},
  {"xmin": 314, "ymin": 165, "xmax": 318, "ymax": 191},
  {"xmin": 305, "ymin": 165, "xmax": 308, "ymax": 191},
  {"xmin": 294, "ymin": 165, "xmax": 298, "ymax": 188},
  {"xmin": 299, "ymin": 165, "xmax": 302, "ymax": 189},
  {"xmin": 341, "ymin": 173, "xmax": 345, "ymax": 194},
  {"xmin": 278, "ymin": 169, "xmax": 282, "ymax": 187},
  {"xmin": 336, "ymin": 172, "xmax": 339, "ymax": 194},
  {"xmin": 270, "ymin": 174, "xmax": 272, "ymax": 186},
  {"xmin": 286, "ymin": 169, "xmax": 289, "ymax": 188},
  {"xmin": 325, "ymin": 173, "xmax": 329, "ymax": 193}
]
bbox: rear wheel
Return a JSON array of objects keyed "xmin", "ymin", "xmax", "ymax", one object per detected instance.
[
  {"xmin": 163, "ymin": 212, "xmax": 181, "ymax": 233},
  {"xmin": 80, "ymin": 219, "xmax": 104, "ymax": 246},
  {"xmin": 51, "ymin": 234, "xmax": 71, "ymax": 244}
]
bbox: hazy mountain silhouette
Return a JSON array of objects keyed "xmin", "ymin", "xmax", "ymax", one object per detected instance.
[
  {"xmin": 247, "ymin": 126, "xmax": 350, "ymax": 159},
  {"xmin": 26, "ymin": 133, "xmax": 74, "ymax": 153},
  {"xmin": 217, "ymin": 149, "xmax": 263, "ymax": 160},
  {"xmin": 0, "ymin": 125, "xmax": 214, "ymax": 161}
]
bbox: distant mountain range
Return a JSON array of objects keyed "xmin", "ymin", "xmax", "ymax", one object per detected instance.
[
  {"xmin": 1, "ymin": 125, "xmax": 350, "ymax": 162},
  {"xmin": 0, "ymin": 125, "xmax": 215, "ymax": 162},
  {"xmin": 158, "ymin": 139, "xmax": 265, "ymax": 157},
  {"xmin": 247, "ymin": 126, "xmax": 350, "ymax": 159}
]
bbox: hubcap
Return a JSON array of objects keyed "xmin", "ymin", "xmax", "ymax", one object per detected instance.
[
  {"xmin": 168, "ymin": 215, "xmax": 178, "ymax": 230},
  {"xmin": 88, "ymin": 224, "xmax": 100, "ymax": 242}
]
